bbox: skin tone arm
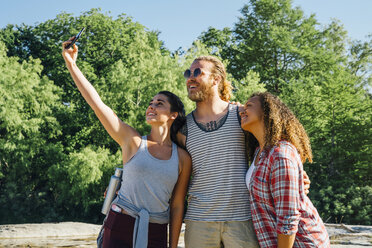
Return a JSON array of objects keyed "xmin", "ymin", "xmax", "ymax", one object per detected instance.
[
  {"xmin": 278, "ymin": 233, "xmax": 296, "ymax": 248},
  {"xmin": 169, "ymin": 148, "xmax": 192, "ymax": 248},
  {"xmin": 61, "ymin": 39, "xmax": 140, "ymax": 157},
  {"xmin": 176, "ymin": 132, "xmax": 187, "ymax": 148}
]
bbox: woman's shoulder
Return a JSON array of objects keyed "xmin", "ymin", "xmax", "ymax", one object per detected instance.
[
  {"xmin": 268, "ymin": 140, "xmax": 299, "ymax": 161},
  {"xmin": 176, "ymin": 146, "xmax": 192, "ymax": 175},
  {"xmin": 177, "ymin": 146, "xmax": 191, "ymax": 162}
]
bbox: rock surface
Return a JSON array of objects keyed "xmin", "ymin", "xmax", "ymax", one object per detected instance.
[{"xmin": 0, "ymin": 222, "xmax": 371, "ymax": 247}]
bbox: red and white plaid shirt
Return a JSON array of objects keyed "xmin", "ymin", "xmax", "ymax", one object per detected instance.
[{"xmin": 248, "ymin": 141, "xmax": 330, "ymax": 248}]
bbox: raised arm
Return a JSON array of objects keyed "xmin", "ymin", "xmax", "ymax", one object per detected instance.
[
  {"xmin": 61, "ymin": 39, "xmax": 139, "ymax": 148},
  {"xmin": 169, "ymin": 148, "xmax": 191, "ymax": 248}
]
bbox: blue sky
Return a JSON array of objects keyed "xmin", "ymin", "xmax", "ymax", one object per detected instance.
[{"xmin": 1, "ymin": 0, "xmax": 371, "ymax": 51}]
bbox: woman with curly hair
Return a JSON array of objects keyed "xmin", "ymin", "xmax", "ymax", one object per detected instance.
[{"xmin": 240, "ymin": 92, "xmax": 330, "ymax": 248}]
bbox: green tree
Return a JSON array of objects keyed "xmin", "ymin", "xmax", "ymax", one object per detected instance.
[
  {"xmin": 0, "ymin": 8, "xmax": 195, "ymax": 151},
  {"xmin": 0, "ymin": 41, "xmax": 64, "ymax": 223},
  {"xmin": 47, "ymin": 146, "xmax": 121, "ymax": 222},
  {"xmin": 200, "ymin": 0, "xmax": 348, "ymax": 94},
  {"xmin": 231, "ymin": 71, "xmax": 266, "ymax": 103},
  {"xmin": 0, "ymin": 9, "xmax": 195, "ymax": 223},
  {"xmin": 198, "ymin": 0, "xmax": 372, "ymax": 224}
]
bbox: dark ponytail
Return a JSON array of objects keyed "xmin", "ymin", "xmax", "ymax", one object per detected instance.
[{"xmin": 158, "ymin": 91, "xmax": 186, "ymax": 146}]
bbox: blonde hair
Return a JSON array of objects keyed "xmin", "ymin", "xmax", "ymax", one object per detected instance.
[{"xmin": 194, "ymin": 56, "xmax": 233, "ymax": 102}]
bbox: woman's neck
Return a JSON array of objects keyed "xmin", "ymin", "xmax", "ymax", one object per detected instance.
[
  {"xmin": 249, "ymin": 124, "xmax": 265, "ymax": 151},
  {"xmin": 148, "ymin": 125, "xmax": 172, "ymax": 146}
]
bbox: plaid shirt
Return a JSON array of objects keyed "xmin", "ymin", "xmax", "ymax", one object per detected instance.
[{"xmin": 248, "ymin": 141, "xmax": 330, "ymax": 248}]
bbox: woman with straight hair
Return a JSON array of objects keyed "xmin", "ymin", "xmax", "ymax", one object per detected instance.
[
  {"xmin": 62, "ymin": 38, "xmax": 191, "ymax": 248},
  {"xmin": 240, "ymin": 92, "xmax": 330, "ymax": 248}
]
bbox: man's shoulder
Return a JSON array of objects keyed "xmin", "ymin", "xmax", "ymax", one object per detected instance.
[{"xmin": 179, "ymin": 122, "xmax": 188, "ymax": 137}]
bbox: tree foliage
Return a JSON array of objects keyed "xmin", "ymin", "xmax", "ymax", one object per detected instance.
[
  {"xmin": 0, "ymin": 9, "xmax": 193, "ymax": 223},
  {"xmin": 0, "ymin": 2, "xmax": 371, "ymax": 224},
  {"xmin": 199, "ymin": 0, "xmax": 372, "ymax": 224},
  {"xmin": 0, "ymin": 42, "xmax": 64, "ymax": 223}
]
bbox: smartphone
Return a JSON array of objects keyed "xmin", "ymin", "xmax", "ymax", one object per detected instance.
[{"xmin": 65, "ymin": 27, "xmax": 85, "ymax": 49}]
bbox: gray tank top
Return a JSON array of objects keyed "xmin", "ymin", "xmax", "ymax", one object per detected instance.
[{"xmin": 117, "ymin": 136, "xmax": 179, "ymax": 214}]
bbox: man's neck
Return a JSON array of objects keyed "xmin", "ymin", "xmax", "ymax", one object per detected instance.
[{"xmin": 194, "ymin": 96, "xmax": 229, "ymax": 122}]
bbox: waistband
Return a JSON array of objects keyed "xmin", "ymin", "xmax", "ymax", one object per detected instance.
[{"xmin": 112, "ymin": 195, "xmax": 169, "ymax": 248}]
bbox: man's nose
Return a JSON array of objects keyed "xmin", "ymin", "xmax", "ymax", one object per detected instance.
[{"xmin": 187, "ymin": 76, "xmax": 197, "ymax": 83}]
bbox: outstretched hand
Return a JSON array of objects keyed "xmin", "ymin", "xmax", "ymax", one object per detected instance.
[{"xmin": 62, "ymin": 37, "xmax": 78, "ymax": 65}]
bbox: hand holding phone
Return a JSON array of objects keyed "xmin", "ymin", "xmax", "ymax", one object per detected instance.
[{"xmin": 64, "ymin": 27, "xmax": 85, "ymax": 49}]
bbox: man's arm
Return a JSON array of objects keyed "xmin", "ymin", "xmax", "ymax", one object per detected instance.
[
  {"xmin": 303, "ymin": 170, "xmax": 310, "ymax": 195},
  {"xmin": 176, "ymin": 122, "xmax": 187, "ymax": 149}
]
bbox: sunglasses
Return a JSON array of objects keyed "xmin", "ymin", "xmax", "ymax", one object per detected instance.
[{"xmin": 184, "ymin": 68, "xmax": 211, "ymax": 79}]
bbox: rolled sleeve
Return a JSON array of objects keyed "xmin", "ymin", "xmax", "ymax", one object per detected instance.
[{"xmin": 270, "ymin": 149, "xmax": 301, "ymax": 235}]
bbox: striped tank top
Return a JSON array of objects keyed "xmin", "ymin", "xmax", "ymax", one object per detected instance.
[{"xmin": 184, "ymin": 104, "xmax": 252, "ymax": 221}]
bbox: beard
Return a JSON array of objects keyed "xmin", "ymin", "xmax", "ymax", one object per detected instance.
[{"xmin": 188, "ymin": 81, "xmax": 214, "ymax": 102}]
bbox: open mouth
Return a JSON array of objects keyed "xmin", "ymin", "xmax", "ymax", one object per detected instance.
[
  {"xmin": 241, "ymin": 115, "xmax": 248, "ymax": 121},
  {"xmin": 188, "ymin": 83, "xmax": 199, "ymax": 90}
]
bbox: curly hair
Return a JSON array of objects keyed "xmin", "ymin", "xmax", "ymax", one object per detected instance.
[
  {"xmin": 246, "ymin": 92, "xmax": 313, "ymax": 164},
  {"xmin": 194, "ymin": 55, "xmax": 233, "ymax": 102}
]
